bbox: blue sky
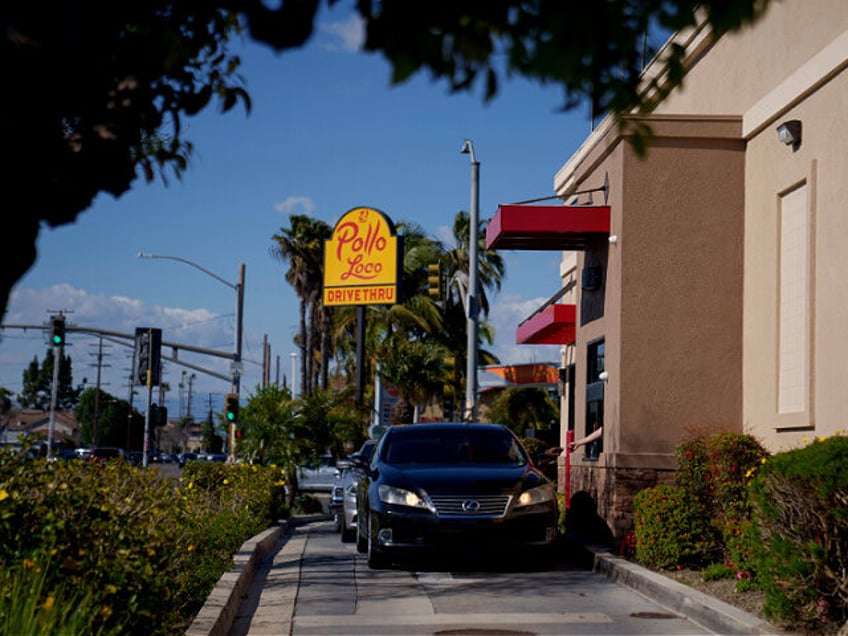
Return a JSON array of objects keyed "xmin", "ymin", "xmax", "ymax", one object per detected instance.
[{"xmin": 1, "ymin": 9, "xmax": 594, "ymax": 417}]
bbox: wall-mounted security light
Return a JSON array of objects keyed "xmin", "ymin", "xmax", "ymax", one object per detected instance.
[
  {"xmin": 776, "ymin": 119, "xmax": 802, "ymax": 148},
  {"xmin": 608, "ymin": 235, "xmax": 618, "ymax": 244},
  {"xmin": 599, "ymin": 371, "xmax": 609, "ymax": 382}
]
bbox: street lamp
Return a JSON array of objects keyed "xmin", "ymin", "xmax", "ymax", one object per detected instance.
[
  {"xmin": 460, "ymin": 139, "xmax": 480, "ymax": 422},
  {"xmin": 137, "ymin": 253, "xmax": 245, "ymax": 455}
]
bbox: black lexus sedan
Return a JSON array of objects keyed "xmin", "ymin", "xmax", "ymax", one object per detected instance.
[{"xmin": 355, "ymin": 422, "xmax": 559, "ymax": 569}]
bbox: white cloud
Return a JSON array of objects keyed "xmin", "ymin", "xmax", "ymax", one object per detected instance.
[
  {"xmin": 274, "ymin": 196, "xmax": 316, "ymax": 216},
  {"xmin": 319, "ymin": 14, "xmax": 365, "ymax": 52},
  {"xmin": 1, "ymin": 284, "xmax": 237, "ymax": 398}
]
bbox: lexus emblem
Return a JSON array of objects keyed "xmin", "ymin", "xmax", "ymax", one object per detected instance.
[{"xmin": 461, "ymin": 499, "xmax": 481, "ymax": 513}]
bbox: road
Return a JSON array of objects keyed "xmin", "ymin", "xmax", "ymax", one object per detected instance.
[{"xmin": 230, "ymin": 519, "xmax": 712, "ymax": 636}]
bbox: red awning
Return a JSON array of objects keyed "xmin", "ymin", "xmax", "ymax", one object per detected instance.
[
  {"xmin": 486, "ymin": 204, "xmax": 610, "ymax": 250},
  {"xmin": 516, "ymin": 304, "xmax": 576, "ymax": 345}
]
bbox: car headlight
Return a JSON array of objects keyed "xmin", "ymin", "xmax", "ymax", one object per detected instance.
[
  {"xmin": 516, "ymin": 484, "xmax": 556, "ymax": 508},
  {"xmin": 378, "ymin": 485, "xmax": 434, "ymax": 511}
]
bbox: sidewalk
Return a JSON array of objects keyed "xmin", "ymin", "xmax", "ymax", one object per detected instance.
[{"xmin": 186, "ymin": 519, "xmax": 780, "ymax": 636}]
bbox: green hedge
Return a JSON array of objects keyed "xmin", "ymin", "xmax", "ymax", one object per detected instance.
[
  {"xmin": 633, "ymin": 484, "xmax": 720, "ymax": 569},
  {"xmin": 0, "ymin": 452, "xmax": 288, "ymax": 634},
  {"xmin": 748, "ymin": 435, "xmax": 848, "ymax": 626}
]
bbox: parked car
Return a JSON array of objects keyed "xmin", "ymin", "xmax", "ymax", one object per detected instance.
[
  {"xmin": 340, "ymin": 440, "xmax": 377, "ymax": 542},
  {"xmin": 355, "ymin": 423, "xmax": 559, "ymax": 569},
  {"xmin": 177, "ymin": 451, "xmax": 198, "ymax": 468},
  {"xmin": 88, "ymin": 447, "xmax": 126, "ymax": 464},
  {"xmin": 329, "ymin": 459, "xmax": 351, "ymax": 532},
  {"xmin": 298, "ymin": 453, "xmax": 340, "ymax": 492}
]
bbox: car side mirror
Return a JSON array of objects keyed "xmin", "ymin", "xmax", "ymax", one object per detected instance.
[{"xmin": 349, "ymin": 454, "xmax": 368, "ymax": 470}]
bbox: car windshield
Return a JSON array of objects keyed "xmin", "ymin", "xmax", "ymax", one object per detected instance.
[{"xmin": 382, "ymin": 428, "xmax": 527, "ymax": 465}]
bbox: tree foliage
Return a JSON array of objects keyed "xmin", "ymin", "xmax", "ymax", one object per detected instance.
[
  {"xmin": 2, "ymin": 1, "xmax": 773, "ymax": 322},
  {"xmin": 19, "ymin": 348, "xmax": 83, "ymax": 411},
  {"xmin": 75, "ymin": 387, "xmax": 144, "ymax": 449},
  {"xmin": 487, "ymin": 386, "xmax": 558, "ymax": 439}
]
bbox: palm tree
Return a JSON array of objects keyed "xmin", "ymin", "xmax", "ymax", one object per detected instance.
[
  {"xmin": 437, "ymin": 210, "xmax": 505, "ymax": 411},
  {"xmin": 271, "ymin": 215, "xmax": 332, "ymax": 396},
  {"xmin": 444, "ymin": 210, "xmax": 505, "ymax": 318}
]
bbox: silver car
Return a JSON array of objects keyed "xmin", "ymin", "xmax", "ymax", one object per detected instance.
[{"xmin": 340, "ymin": 440, "xmax": 377, "ymax": 542}]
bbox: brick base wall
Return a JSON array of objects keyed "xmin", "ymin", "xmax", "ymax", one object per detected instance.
[{"xmin": 558, "ymin": 460, "xmax": 676, "ymax": 544}]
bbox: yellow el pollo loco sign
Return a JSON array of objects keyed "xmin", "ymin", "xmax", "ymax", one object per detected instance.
[{"xmin": 323, "ymin": 207, "xmax": 402, "ymax": 306}]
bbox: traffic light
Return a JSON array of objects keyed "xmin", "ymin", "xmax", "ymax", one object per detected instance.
[
  {"xmin": 150, "ymin": 404, "xmax": 168, "ymax": 427},
  {"xmin": 427, "ymin": 263, "xmax": 441, "ymax": 298},
  {"xmin": 225, "ymin": 393, "xmax": 239, "ymax": 424},
  {"xmin": 50, "ymin": 315, "xmax": 65, "ymax": 346}
]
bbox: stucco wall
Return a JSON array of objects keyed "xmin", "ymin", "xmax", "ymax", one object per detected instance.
[
  {"xmin": 655, "ymin": 0, "xmax": 848, "ymax": 118},
  {"xmin": 744, "ymin": 68, "xmax": 848, "ymax": 449}
]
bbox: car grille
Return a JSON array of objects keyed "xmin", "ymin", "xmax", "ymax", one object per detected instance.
[{"xmin": 429, "ymin": 494, "xmax": 511, "ymax": 517}]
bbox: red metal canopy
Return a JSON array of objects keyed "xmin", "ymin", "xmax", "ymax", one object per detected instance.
[
  {"xmin": 516, "ymin": 303, "xmax": 577, "ymax": 345},
  {"xmin": 486, "ymin": 204, "xmax": 611, "ymax": 250}
]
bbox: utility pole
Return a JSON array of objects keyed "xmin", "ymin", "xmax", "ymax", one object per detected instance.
[
  {"xmin": 186, "ymin": 373, "xmax": 196, "ymax": 422},
  {"xmin": 89, "ymin": 335, "xmax": 111, "ymax": 447}
]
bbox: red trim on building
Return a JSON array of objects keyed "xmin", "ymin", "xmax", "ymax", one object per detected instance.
[
  {"xmin": 516, "ymin": 303, "xmax": 576, "ymax": 345},
  {"xmin": 485, "ymin": 204, "xmax": 611, "ymax": 250}
]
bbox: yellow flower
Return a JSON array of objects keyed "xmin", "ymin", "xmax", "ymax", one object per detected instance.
[
  {"xmin": 188, "ymin": 544, "xmax": 196, "ymax": 552},
  {"xmin": 147, "ymin": 548, "xmax": 156, "ymax": 557},
  {"xmin": 105, "ymin": 584, "xmax": 117, "ymax": 595},
  {"xmin": 801, "ymin": 437, "xmax": 809, "ymax": 444},
  {"xmin": 43, "ymin": 594, "xmax": 55, "ymax": 611},
  {"xmin": 818, "ymin": 436, "xmax": 827, "ymax": 443},
  {"xmin": 0, "ymin": 489, "xmax": 8, "ymax": 502},
  {"xmin": 23, "ymin": 558, "xmax": 35, "ymax": 569},
  {"xmin": 761, "ymin": 457, "xmax": 767, "ymax": 464},
  {"xmin": 223, "ymin": 479, "xmax": 229, "ymax": 485}
]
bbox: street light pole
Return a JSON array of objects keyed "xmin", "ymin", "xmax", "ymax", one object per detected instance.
[
  {"xmin": 460, "ymin": 139, "xmax": 480, "ymax": 422},
  {"xmin": 137, "ymin": 253, "xmax": 245, "ymax": 456}
]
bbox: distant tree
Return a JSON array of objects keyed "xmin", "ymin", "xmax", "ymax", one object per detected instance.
[
  {"xmin": 75, "ymin": 387, "xmax": 144, "ymax": 449},
  {"xmin": 488, "ymin": 387, "xmax": 559, "ymax": 439},
  {"xmin": 18, "ymin": 348, "xmax": 83, "ymax": 411},
  {"xmin": 0, "ymin": 387, "xmax": 12, "ymax": 414},
  {"xmin": 1, "ymin": 1, "xmax": 774, "ymax": 321}
]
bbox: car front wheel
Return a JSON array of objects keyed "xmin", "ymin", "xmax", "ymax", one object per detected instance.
[{"xmin": 367, "ymin": 514, "xmax": 389, "ymax": 569}]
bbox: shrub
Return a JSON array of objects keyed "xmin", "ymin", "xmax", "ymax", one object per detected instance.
[
  {"xmin": 749, "ymin": 435, "xmax": 848, "ymax": 627},
  {"xmin": 633, "ymin": 484, "xmax": 720, "ymax": 570},
  {"xmin": 0, "ymin": 452, "xmax": 288, "ymax": 634},
  {"xmin": 674, "ymin": 435, "xmax": 712, "ymax": 511},
  {"xmin": 706, "ymin": 433, "xmax": 768, "ymax": 524}
]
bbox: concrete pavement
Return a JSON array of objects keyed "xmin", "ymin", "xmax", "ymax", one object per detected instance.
[{"xmin": 186, "ymin": 517, "xmax": 781, "ymax": 636}]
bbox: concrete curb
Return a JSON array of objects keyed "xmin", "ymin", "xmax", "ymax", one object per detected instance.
[
  {"xmin": 585, "ymin": 545, "xmax": 781, "ymax": 635},
  {"xmin": 185, "ymin": 523, "xmax": 287, "ymax": 636}
]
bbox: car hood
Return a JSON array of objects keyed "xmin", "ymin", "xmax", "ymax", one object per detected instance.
[{"xmin": 378, "ymin": 463, "xmax": 548, "ymax": 495}]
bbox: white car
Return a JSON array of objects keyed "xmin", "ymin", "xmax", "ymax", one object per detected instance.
[{"xmin": 298, "ymin": 453, "xmax": 340, "ymax": 492}]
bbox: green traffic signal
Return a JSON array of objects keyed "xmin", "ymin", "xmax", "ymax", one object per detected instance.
[
  {"xmin": 224, "ymin": 393, "xmax": 239, "ymax": 423},
  {"xmin": 51, "ymin": 316, "xmax": 65, "ymax": 346}
]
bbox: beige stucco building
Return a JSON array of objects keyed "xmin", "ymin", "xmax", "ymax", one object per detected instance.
[{"xmin": 486, "ymin": 0, "xmax": 848, "ymax": 541}]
